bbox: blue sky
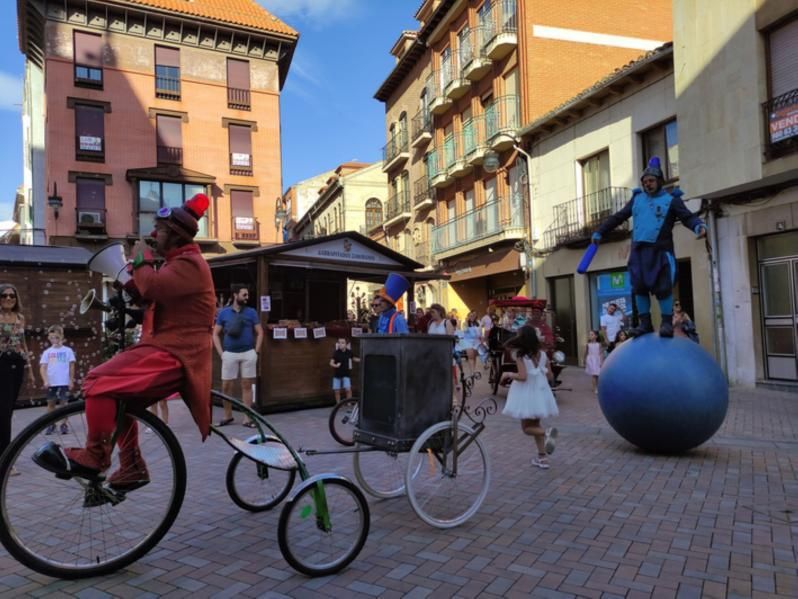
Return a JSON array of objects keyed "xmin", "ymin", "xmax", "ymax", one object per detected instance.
[{"xmin": 0, "ymin": 0, "xmax": 419, "ymax": 220}]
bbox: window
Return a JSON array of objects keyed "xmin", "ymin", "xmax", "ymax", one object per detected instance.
[
  {"xmin": 138, "ymin": 181, "xmax": 209, "ymax": 238},
  {"xmin": 156, "ymin": 115, "xmax": 182, "ymax": 165},
  {"xmin": 641, "ymin": 119, "xmax": 678, "ymax": 181},
  {"xmin": 76, "ymin": 178, "xmax": 106, "ymax": 233},
  {"xmin": 458, "ymin": 25, "xmax": 470, "ymax": 68},
  {"xmin": 155, "ymin": 46, "xmax": 180, "ymax": 100},
  {"xmin": 581, "ymin": 149, "xmax": 611, "ymax": 223},
  {"xmin": 227, "ymin": 59, "xmax": 251, "ymax": 110},
  {"xmin": 765, "ymin": 18, "xmax": 798, "ymax": 152},
  {"xmin": 75, "ymin": 104, "xmax": 105, "ymax": 161},
  {"xmin": 73, "ymin": 31, "xmax": 103, "ymax": 88},
  {"xmin": 365, "ymin": 198, "xmax": 382, "ymax": 230},
  {"xmin": 231, "ymin": 189, "xmax": 257, "ymax": 241},
  {"xmin": 229, "ymin": 125, "xmax": 253, "ymax": 175}
]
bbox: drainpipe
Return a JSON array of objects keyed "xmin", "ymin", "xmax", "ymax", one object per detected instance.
[
  {"xmin": 512, "ymin": 143, "xmax": 537, "ymax": 298},
  {"xmin": 707, "ymin": 200, "xmax": 728, "ymax": 377}
]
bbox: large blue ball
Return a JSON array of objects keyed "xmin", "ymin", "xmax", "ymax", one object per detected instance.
[{"xmin": 597, "ymin": 334, "xmax": 728, "ymax": 453}]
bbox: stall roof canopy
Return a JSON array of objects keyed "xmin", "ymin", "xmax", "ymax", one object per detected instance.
[
  {"xmin": 208, "ymin": 231, "xmax": 447, "ymax": 281},
  {"xmin": 0, "ymin": 245, "xmax": 92, "ymax": 266}
]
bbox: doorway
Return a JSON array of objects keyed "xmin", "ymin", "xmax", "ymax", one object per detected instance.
[{"xmin": 548, "ymin": 275, "xmax": 578, "ymax": 364}]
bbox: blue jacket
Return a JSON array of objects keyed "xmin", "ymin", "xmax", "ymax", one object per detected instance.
[{"xmin": 376, "ymin": 308, "xmax": 409, "ymax": 334}]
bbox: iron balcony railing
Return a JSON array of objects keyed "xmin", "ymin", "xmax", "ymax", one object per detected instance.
[
  {"xmin": 75, "ymin": 207, "xmax": 107, "ymax": 234},
  {"xmin": 463, "ymin": 114, "xmax": 489, "ymax": 157},
  {"xmin": 411, "ymin": 109, "xmax": 433, "ymax": 142},
  {"xmin": 384, "ymin": 188, "xmax": 411, "ymax": 222},
  {"xmin": 443, "ymin": 132, "xmax": 458, "ymax": 169},
  {"xmin": 432, "ymin": 196, "xmax": 528, "ymax": 254},
  {"xmin": 230, "ymin": 152, "xmax": 253, "ymax": 176},
  {"xmin": 227, "ymin": 87, "xmax": 251, "ymax": 110},
  {"xmin": 459, "ymin": 26, "xmax": 490, "ymax": 70},
  {"xmin": 232, "ymin": 215, "xmax": 259, "ymax": 242},
  {"xmin": 763, "ymin": 87, "xmax": 798, "ymax": 159},
  {"xmin": 426, "ymin": 147, "xmax": 444, "ymax": 183},
  {"xmin": 383, "ymin": 129, "xmax": 409, "ymax": 164},
  {"xmin": 541, "ymin": 187, "xmax": 632, "ymax": 250},
  {"xmin": 482, "ymin": 0, "xmax": 518, "ymax": 45},
  {"xmin": 156, "ymin": 145, "xmax": 183, "ymax": 165},
  {"xmin": 413, "ymin": 176, "xmax": 436, "ymax": 206},
  {"xmin": 485, "ymin": 95, "xmax": 520, "ymax": 140},
  {"xmin": 155, "ymin": 74, "xmax": 181, "ymax": 100}
]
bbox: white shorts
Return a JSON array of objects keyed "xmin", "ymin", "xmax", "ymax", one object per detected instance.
[{"xmin": 221, "ymin": 349, "xmax": 257, "ymax": 380}]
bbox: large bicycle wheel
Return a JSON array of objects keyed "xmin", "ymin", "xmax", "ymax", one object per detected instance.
[
  {"xmin": 226, "ymin": 437, "xmax": 297, "ymax": 512},
  {"xmin": 278, "ymin": 474, "xmax": 369, "ymax": 577},
  {"xmin": 0, "ymin": 402, "xmax": 186, "ymax": 579},
  {"xmin": 353, "ymin": 446, "xmax": 409, "ymax": 499},
  {"xmin": 406, "ymin": 421, "xmax": 490, "ymax": 529},
  {"xmin": 328, "ymin": 398, "xmax": 358, "ymax": 446}
]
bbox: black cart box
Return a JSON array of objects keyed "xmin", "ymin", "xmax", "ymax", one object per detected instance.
[{"xmin": 354, "ymin": 334, "xmax": 454, "ymax": 451}]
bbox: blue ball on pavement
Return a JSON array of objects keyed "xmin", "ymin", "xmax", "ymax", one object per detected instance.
[{"xmin": 597, "ymin": 334, "xmax": 728, "ymax": 453}]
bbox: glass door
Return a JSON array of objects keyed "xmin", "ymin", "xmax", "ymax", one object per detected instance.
[
  {"xmin": 464, "ymin": 189, "xmax": 475, "ymax": 240},
  {"xmin": 485, "ymin": 177, "xmax": 498, "ymax": 233},
  {"xmin": 760, "ymin": 259, "xmax": 797, "ymax": 381}
]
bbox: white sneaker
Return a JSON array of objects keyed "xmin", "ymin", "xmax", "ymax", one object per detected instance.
[
  {"xmin": 532, "ymin": 456, "xmax": 550, "ymax": 469},
  {"xmin": 544, "ymin": 427, "xmax": 558, "ymax": 455},
  {"xmin": 10, "ymin": 467, "xmax": 20, "ymax": 476}
]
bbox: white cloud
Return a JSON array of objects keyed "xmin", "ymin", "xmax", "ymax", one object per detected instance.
[
  {"xmin": 258, "ymin": 0, "xmax": 362, "ymax": 27},
  {"xmin": 0, "ymin": 72, "xmax": 22, "ymax": 113}
]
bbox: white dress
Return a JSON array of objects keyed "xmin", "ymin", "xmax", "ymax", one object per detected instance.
[{"xmin": 502, "ymin": 351, "xmax": 559, "ymax": 420}]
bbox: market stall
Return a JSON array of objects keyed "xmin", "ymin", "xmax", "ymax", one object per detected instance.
[{"xmin": 208, "ymin": 231, "xmax": 445, "ymax": 412}]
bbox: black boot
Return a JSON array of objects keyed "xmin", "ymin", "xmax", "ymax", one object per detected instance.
[
  {"xmin": 629, "ymin": 313, "xmax": 654, "ymax": 337},
  {"xmin": 659, "ymin": 314, "xmax": 674, "ymax": 337}
]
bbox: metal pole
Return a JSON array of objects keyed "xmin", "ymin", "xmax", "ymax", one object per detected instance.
[
  {"xmin": 513, "ymin": 143, "xmax": 537, "ymax": 298},
  {"xmin": 707, "ymin": 202, "xmax": 728, "ymax": 377}
]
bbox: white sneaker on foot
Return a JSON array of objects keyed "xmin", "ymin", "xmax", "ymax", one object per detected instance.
[
  {"xmin": 544, "ymin": 427, "xmax": 558, "ymax": 455},
  {"xmin": 532, "ymin": 456, "xmax": 550, "ymax": 469}
]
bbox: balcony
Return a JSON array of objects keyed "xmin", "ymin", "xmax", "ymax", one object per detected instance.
[
  {"xmin": 157, "ymin": 145, "xmax": 183, "ymax": 165},
  {"xmin": 383, "ymin": 188, "xmax": 411, "ymax": 228},
  {"xmin": 485, "ymin": 95, "xmax": 520, "ymax": 150},
  {"xmin": 461, "ymin": 26, "xmax": 492, "ymax": 81},
  {"xmin": 232, "ymin": 215, "xmax": 260, "ymax": 244},
  {"xmin": 443, "ymin": 55, "xmax": 469, "ymax": 100},
  {"xmin": 230, "ymin": 152, "xmax": 253, "ymax": 176},
  {"xmin": 411, "ymin": 110, "xmax": 433, "ymax": 148},
  {"xmin": 432, "ymin": 196, "xmax": 527, "ymax": 259},
  {"xmin": 382, "ymin": 130, "xmax": 409, "ymax": 172},
  {"xmin": 427, "ymin": 71, "xmax": 452, "ymax": 115},
  {"xmin": 541, "ymin": 187, "xmax": 632, "ymax": 250},
  {"xmin": 444, "ymin": 132, "xmax": 471, "ymax": 179},
  {"xmin": 483, "ymin": 0, "xmax": 518, "ymax": 60},
  {"xmin": 413, "ymin": 176, "xmax": 436, "ymax": 211},
  {"xmin": 75, "ymin": 207, "xmax": 107, "ymax": 236},
  {"xmin": 155, "ymin": 74, "xmax": 181, "ymax": 100},
  {"xmin": 426, "ymin": 148, "xmax": 451, "ymax": 189},
  {"xmin": 763, "ymin": 88, "xmax": 798, "ymax": 160},
  {"xmin": 463, "ymin": 115, "xmax": 489, "ymax": 165},
  {"xmin": 227, "ymin": 87, "xmax": 251, "ymax": 111},
  {"xmin": 75, "ymin": 135, "xmax": 105, "ymax": 162}
]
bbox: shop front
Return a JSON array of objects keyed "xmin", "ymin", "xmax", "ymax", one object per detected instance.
[{"xmin": 208, "ymin": 232, "xmax": 443, "ymax": 412}]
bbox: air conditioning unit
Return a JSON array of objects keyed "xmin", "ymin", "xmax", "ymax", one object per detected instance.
[{"xmin": 77, "ymin": 210, "xmax": 103, "ymax": 227}]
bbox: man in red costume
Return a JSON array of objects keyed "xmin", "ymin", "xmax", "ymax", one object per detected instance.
[{"xmin": 35, "ymin": 194, "xmax": 216, "ymax": 491}]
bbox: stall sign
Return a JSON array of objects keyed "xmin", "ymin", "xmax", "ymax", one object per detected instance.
[
  {"xmin": 294, "ymin": 327, "xmax": 307, "ymax": 339},
  {"xmin": 351, "ymin": 327, "xmax": 363, "ymax": 337},
  {"xmin": 769, "ymin": 102, "xmax": 798, "ymax": 143},
  {"xmin": 282, "ymin": 238, "xmax": 403, "ymax": 266},
  {"xmin": 231, "ymin": 152, "xmax": 252, "ymax": 167},
  {"xmin": 235, "ymin": 216, "xmax": 255, "ymax": 230},
  {"xmin": 260, "ymin": 295, "xmax": 271, "ymax": 312},
  {"xmin": 313, "ymin": 327, "xmax": 326, "ymax": 339},
  {"xmin": 273, "ymin": 327, "xmax": 288, "ymax": 339}
]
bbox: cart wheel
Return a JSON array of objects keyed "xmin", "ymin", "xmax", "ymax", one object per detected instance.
[
  {"xmin": 353, "ymin": 446, "xmax": 410, "ymax": 499},
  {"xmin": 0, "ymin": 401, "xmax": 186, "ymax": 579},
  {"xmin": 328, "ymin": 398, "xmax": 358, "ymax": 446},
  {"xmin": 490, "ymin": 356, "xmax": 501, "ymax": 396},
  {"xmin": 226, "ymin": 438, "xmax": 297, "ymax": 512},
  {"xmin": 405, "ymin": 421, "xmax": 490, "ymax": 529},
  {"xmin": 278, "ymin": 474, "xmax": 369, "ymax": 577}
]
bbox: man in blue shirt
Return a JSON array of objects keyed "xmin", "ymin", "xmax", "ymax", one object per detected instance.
[
  {"xmin": 592, "ymin": 157, "xmax": 706, "ymax": 338},
  {"xmin": 212, "ymin": 285, "xmax": 263, "ymax": 426},
  {"xmin": 373, "ymin": 273, "xmax": 410, "ymax": 334}
]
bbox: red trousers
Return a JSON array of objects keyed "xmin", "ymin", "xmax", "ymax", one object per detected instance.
[{"xmin": 83, "ymin": 346, "xmax": 184, "ymax": 437}]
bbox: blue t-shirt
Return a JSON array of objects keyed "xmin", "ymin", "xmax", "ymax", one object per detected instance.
[
  {"xmin": 376, "ymin": 308, "xmax": 409, "ymax": 334},
  {"xmin": 216, "ymin": 306, "xmax": 259, "ymax": 353}
]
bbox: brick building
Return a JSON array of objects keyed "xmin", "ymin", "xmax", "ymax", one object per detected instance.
[{"xmin": 17, "ymin": 0, "xmax": 298, "ymax": 254}]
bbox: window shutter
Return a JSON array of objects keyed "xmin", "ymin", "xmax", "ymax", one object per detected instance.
[
  {"xmin": 155, "ymin": 46, "xmax": 180, "ymax": 67},
  {"xmin": 76, "ymin": 178, "xmax": 105, "ymax": 210},
  {"xmin": 75, "ymin": 105, "xmax": 104, "ymax": 138},
  {"xmin": 156, "ymin": 115, "xmax": 182, "ymax": 148},
  {"xmin": 229, "ymin": 125, "xmax": 252, "ymax": 154},
  {"xmin": 227, "ymin": 59, "xmax": 250, "ymax": 90},
  {"xmin": 74, "ymin": 31, "xmax": 103, "ymax": 66},
  {"xmin": 770, "ymin": 19, "xmax": 798, "ymax": 98},
  {"xmin": 230, "ymin": 190, "xmax": 254, "ymax": 217}
]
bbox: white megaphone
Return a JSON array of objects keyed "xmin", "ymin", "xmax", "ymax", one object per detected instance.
[
  {"xmin": 87, "ymin": 242, "xmax": 132, "ymax": 285},
  {"xmin": 79, "ymin": 288, "xmax": 112, "ymax": 315}
]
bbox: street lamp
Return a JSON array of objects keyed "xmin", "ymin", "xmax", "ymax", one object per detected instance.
[
  {"xmin": 482, "ymin": 135, "xmax": 537, "ymax": 298},
  {"xmin": 48, "ymin": 182, "xmax": 63, "ymax": 219}
]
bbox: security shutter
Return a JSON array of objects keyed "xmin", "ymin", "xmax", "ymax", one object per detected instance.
[
  {"xmin": 155, "ymin": 45, "xmax": 180, "ymax": 67},
  {"xmin": 229, "ymin": 125, "xmax": 252, "ymax": 167},
  {"xmin": 770, "ymin": 18, "xmax": 798, "ymax": 98},
  {"xmin": 76, "ymin": 178, "xmax": 105, "ymax": 209},
  {"xmin": 75, "ymin": 105, "xmax": 104, "ymax": 152},
  {"xmin": 227, "ymin": 58, "xmax": 250, "ymax": 89},
  {"xmin": 156, "ymin": 115, "xmax": 182, "ymax": 148},
  {"xmin": 230, "ymin": 190, "xmax": 254, "ymax": 217},
  {"xmin": 73, "ymin": 31, "xmax": 102, "ymax": 66}
]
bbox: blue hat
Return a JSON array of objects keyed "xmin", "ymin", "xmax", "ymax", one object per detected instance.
[
  {"xmin": 641, "ymin": 156, "xmax": 664, "ymax": 181},
  {"xmin": 377, "ymin": 273, "xmax": 410, "ymax": 305}
]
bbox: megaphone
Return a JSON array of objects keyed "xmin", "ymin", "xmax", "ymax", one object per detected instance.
[
  {"xmin": 87, "ymin": 242, "xmax": 131, "ymax": 285},
  {"xmin": 79, "ymin": 289, "xmax": 112, "ymax": 315}
]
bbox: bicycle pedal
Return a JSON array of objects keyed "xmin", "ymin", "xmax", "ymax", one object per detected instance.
[{"xmin": 84, "ymin": 486, "xmax": 125, "ymax": 508}]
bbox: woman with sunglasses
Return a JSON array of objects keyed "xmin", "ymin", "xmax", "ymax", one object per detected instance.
[{"xmin": 0, "ymin": 283, "xmax": 36, "ymax": 473}]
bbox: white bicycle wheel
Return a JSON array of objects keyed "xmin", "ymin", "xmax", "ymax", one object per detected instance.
[
  {"xmin": 405, "ymin": 421, "xmax": 490, "ymax": 528},
  {"xmin": 353, "ymin": 446, "xmax": 410, "ymax": 499}
]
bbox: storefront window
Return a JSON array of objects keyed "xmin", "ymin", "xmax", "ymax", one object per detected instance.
[
  {"xmin": 138, "ymin": 180, "xmax": 209, "ymax": 238},
  {"xmin": 589, "ymin": 269, "xmax": 633, "ymax": 331}
]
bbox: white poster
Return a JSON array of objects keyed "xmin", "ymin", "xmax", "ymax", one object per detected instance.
[
  {"xmin": 294, "ymin": 327, "xmax": 307, "ymax": 339},
  {"xmin": 260, "ymin": 295, "xmax": 271, "ymax": 312},
  {"xmin": 351, "ymin": 327, "xmax": 363, "ymax": 337},
  {"xmin": 313, "ymin": 327, "xmax": 326, "ymax": 339},
  {"xmin": 273, "ymin": 327, "xmax": 287, "ymax": 340}
]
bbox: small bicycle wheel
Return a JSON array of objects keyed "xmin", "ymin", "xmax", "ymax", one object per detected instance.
[
  {"xmin": 406, "ymin": 421, "xmax": 490, "ymax": 529},
  {"xmin": 490, "ymin": 355, "xmax": 501, "ymax": 396},
  {"xmin": 226, "ymin": 438, "xmax": 297, "ymax": 512},
  {"xmin": 278, "ymin": 475, "xmax": 370, "ymax": 577},
  {"xmin": 328, "ymin": 398, "xmax": 358, "ymax": 446},
  {"xmin": 0, "ymin": 401, "xmax": 186, "ymax": 579},
  {"xmin": 353, "ymin": 446, "xmax": 409, "ymax": 499}
]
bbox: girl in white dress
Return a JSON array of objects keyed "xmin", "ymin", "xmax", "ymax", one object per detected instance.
[
  {"xmin": 501, "ymin": 326, "xmax": 559, "ymax": 469},
  {"xmin": 584, "ymin": 329, "xmax": 603, "ymax": 394}
]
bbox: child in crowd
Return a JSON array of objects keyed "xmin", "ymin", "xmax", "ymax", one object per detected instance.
[
  {"xmin": 584, "ymin": 329, "xmax": 603, "ymax": 394},
  {"xmin": 330, "ymin": 338, "xmax": 358, "ymax": 404},
  {"xmin": 39, "ymin": 325, "xmax": 76, "ymax": 435},
  {"xmin": 501, "ymin": 326, "xmax": 559, "ymax": 469},
  {"xmin": 615, "ymin": 329, "xmax": 629, "ymax": 345}
]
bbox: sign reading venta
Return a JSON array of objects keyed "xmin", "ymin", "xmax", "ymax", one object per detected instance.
[{"xmin": 769, "ymin": 102, "xmax": 798, "ymax": 143}]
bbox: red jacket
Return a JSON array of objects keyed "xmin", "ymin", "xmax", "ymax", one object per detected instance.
[{"xmin": 135, "ymin": 244, "xmax": 215, "ymax": 439}]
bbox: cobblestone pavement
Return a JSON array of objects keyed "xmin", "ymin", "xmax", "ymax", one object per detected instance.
[{"xmin": 1, "ymin": 366, "xmax": 796, "ymax": 598}]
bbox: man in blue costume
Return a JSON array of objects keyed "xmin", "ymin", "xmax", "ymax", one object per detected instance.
[
  {"xmin": 592, "ymin": 157, "xmax": 706, "ymax": 338},
  {"xmin": 373, "ymin": 273, "xmax": 410, "ymax": 334}
]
